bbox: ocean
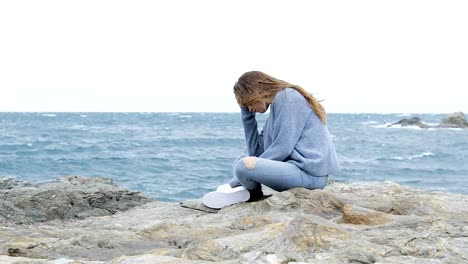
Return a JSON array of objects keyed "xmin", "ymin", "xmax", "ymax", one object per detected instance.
[{"xmin": 1, "ymin": 112, "xmax": 467, "ymax": 202}]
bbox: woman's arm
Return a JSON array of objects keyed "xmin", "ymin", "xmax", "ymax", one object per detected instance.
[
  {"xmin": 259, "ymin": 90, "xmax": 310, "ymax": 161},
  {"xmin": 240, "ymin": 106, "xmax": 264, "ymax": 156}
]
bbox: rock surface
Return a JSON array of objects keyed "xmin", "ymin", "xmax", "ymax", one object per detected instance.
[
  {"xmin": 1, "ymin": 177, "xmax": 467, "ymax": 263},
  {"xmin": 0, "ymin": 176, "xmax": 153, "ymax": 224},
  {"xmin": 389, "ymin": 117, "xmax": 431, "ymax": 128},
  {"xmin": 439, "ymin": 112, "xmax": 468, "ymax": 128},
  {"xmin": 388, "ymin": 112, "xmax": 468, "ymax": 129}
]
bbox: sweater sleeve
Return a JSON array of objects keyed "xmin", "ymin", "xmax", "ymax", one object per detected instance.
[
  {"xmin": 259, "ymin": 91, "xmax": 311, "ymax": 161},
  {"xmin": 240, "ymin": 107, "xmax": 264, "ymax": 156}
]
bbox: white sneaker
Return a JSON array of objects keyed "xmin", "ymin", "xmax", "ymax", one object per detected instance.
[
  {"xmin": 202, "ymin": 186, "xmax": 250, "ymax": 209},
  {"xmin": 216, "ymin": 183, "xmax": 232, "ymax": 191}
]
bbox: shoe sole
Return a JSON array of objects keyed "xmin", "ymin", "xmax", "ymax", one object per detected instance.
[{"xmin": 202, "ymin": 189, "xmax": 250, "ymax": 209}]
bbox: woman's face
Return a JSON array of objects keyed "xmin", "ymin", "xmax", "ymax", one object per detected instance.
[{"xmin": 248, "ymin": 101, "xmax": 269, "ymax": 113}]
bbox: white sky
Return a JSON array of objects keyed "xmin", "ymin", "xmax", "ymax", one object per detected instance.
[{"xmin": 1, "ymin": 0, "xmax": 467, "ymax": 113}]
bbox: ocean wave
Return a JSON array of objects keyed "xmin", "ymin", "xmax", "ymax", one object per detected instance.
[
  {"xmin": 373, "ymin": 123, "xmax": 392, "ymax": 128},
  {"xmin": 427, "ymin": 127, "xmax": 464, "ymax": 131},
  {"xmin": 91, "ymin": 157, "xmax": 127, "ymax": 161},
  {"xmin": 42, "ymin": 114, "xmax": 56, "ymax": 117},
  {"xmin": 380, "ymin": 125, "xmax": 466, "ymax": 131},
  {"xmin": 381, "ymin": 152, "xmax": 434, "ymax": 161},
  {"xmin": 340, "ymin": 157, "xmax": 376, "ymax": 164},
  {"xmin": 0, "ymin": 143, "xmax": 34, "ymax": 151},
  {"xmin": 361, "ymin": 121, "xmax": 377, "ymax": 125},
  {"xmin": 374, "ymin": 123, "xmax": 423, "ymax": 129}
]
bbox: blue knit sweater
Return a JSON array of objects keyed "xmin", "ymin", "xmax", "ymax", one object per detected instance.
[{"xmin": 241, "ymin": 88, "xmax": 339, "ymax": 176}]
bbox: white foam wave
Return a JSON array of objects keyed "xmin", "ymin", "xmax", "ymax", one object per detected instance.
[
  {"xmin": 389, "ymin": 152, "xmax": 434, "ymax": 161},
  {"xmin": 80, "ymin": 115, "xmax": 87, "ymax": 117},
  {"xmin": 375, "ymin": 123, "xmax": 467, "ymax": 131},
  {"xmin": 428, "ymin": 127, "xmax": 464, "ymax": 131},
  {"xmin": 341, "ymin": 157, "xmax": 374, "ymax": 164},
  {"xmin": 42, "ymin": 114, "xmax": 56, "ymax": 117},
  {"xmin": 397, "ymin": 113, "xmax": 412, "ymax": 117},
  {"xmin": 373, "ymin": 123, "xmax": 423, "ymax": 129},
  {"xmin": 361, "ymin": 121, "xmax": 377, "ymax": 125},
  {"xmin": 373, "ymin": 123, "xmax": 392, "ymax": 128}
]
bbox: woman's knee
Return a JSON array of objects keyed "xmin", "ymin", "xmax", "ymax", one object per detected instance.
[
  {"xmin": 242, "ymin": 156, "xmax": 257, "ymax": 170},
  {"xmin": 234, "ymin": 156, "xmax": 256, "ymax": 180}
]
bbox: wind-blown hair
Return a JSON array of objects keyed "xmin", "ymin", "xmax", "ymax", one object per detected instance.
[{"xmin": 233, "ymin": 71, "xmax": 327, "ymax": 123}]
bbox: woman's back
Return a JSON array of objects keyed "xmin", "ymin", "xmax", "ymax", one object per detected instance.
[{"xmin": 261, "ymin": 88, "xmax": 339, "ymax": 176}]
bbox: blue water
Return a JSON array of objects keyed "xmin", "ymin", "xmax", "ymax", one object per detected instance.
[{"xmin": 1, "ymin": 112, "xmax": 467, "ymax": 202}]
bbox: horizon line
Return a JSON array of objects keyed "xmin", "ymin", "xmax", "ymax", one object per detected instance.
[{"xmin": 0, "ymin": 111, "xmax": 465, "ymax": 115}]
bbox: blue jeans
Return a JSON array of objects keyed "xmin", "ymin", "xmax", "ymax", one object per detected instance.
[{"xmin": 228, "ymin": 157, "xmax": 328, "ymax": 192}]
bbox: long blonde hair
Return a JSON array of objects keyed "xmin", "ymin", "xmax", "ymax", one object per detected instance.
[{"xmin": 233, "ymin": 71, "xmax": 327, "ymax": 123}]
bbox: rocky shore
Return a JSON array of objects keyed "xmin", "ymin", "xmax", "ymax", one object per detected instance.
[{"xmin": 1, "ymin": 176, "xmax": 467, "ymax": 263}]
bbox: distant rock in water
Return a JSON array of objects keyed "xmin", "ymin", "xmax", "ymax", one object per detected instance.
[
  {"xmin": 0, "ymin": 176, "xmax": 153, "ymax": 224},
  {"xmin": 388, "ymin": 117, "xmax": 431, "ymax": 128},
  {"xmin": 388, "ymin": 112, "xmax": 468, "ymax": 129},
  {"xmin": 439, "ymin": 112, "xmax": 468, "ymax": 128}
]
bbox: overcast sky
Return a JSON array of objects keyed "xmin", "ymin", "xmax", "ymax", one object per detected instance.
[{"xmin": 1, "ymin": 0, "xmax": 467, "ymax": 113}]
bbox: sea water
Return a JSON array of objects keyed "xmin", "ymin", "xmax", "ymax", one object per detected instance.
[{"xmin": 1, "ymin": 112, "xmax": 467, "ymax": 202}]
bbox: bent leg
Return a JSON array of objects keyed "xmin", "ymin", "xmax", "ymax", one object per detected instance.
[
  {"xmin": 227, "ymin": 158, "xmax": 243, "ymax": 188},
  {"xmin": 234, "ymin": 157, "xmax": 328, "ymax": 192}
]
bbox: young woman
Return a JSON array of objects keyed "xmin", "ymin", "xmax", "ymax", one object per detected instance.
[{"xmin": 202, "ymin": 71, "xmax": 339, "ymax": 209}]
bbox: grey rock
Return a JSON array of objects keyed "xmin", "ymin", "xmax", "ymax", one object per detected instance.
[
  {"xmin": 262, "ymin": 214, "xmax": 348, "ymax": 262},
  {"xmin": 0, "ymin": 177, "xmax": 467, "ymax": 263},
  {"xmin": 0, "ymin": 175, "xmax": 153, "ymax": 224},
  {"xmin": 388, "ymin": 112, "xmax": 468, "ymax": 129},
  {"xmin": 438, "ymin": 111, "xmax": 468, "ymax": 128},
  {"xmin": 389, "ymin": 117, "xmax": 430, "ymax": 128},
  {"xmin": 0, "ymin": 177, "xmax": 31, "ymax": 190}
]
